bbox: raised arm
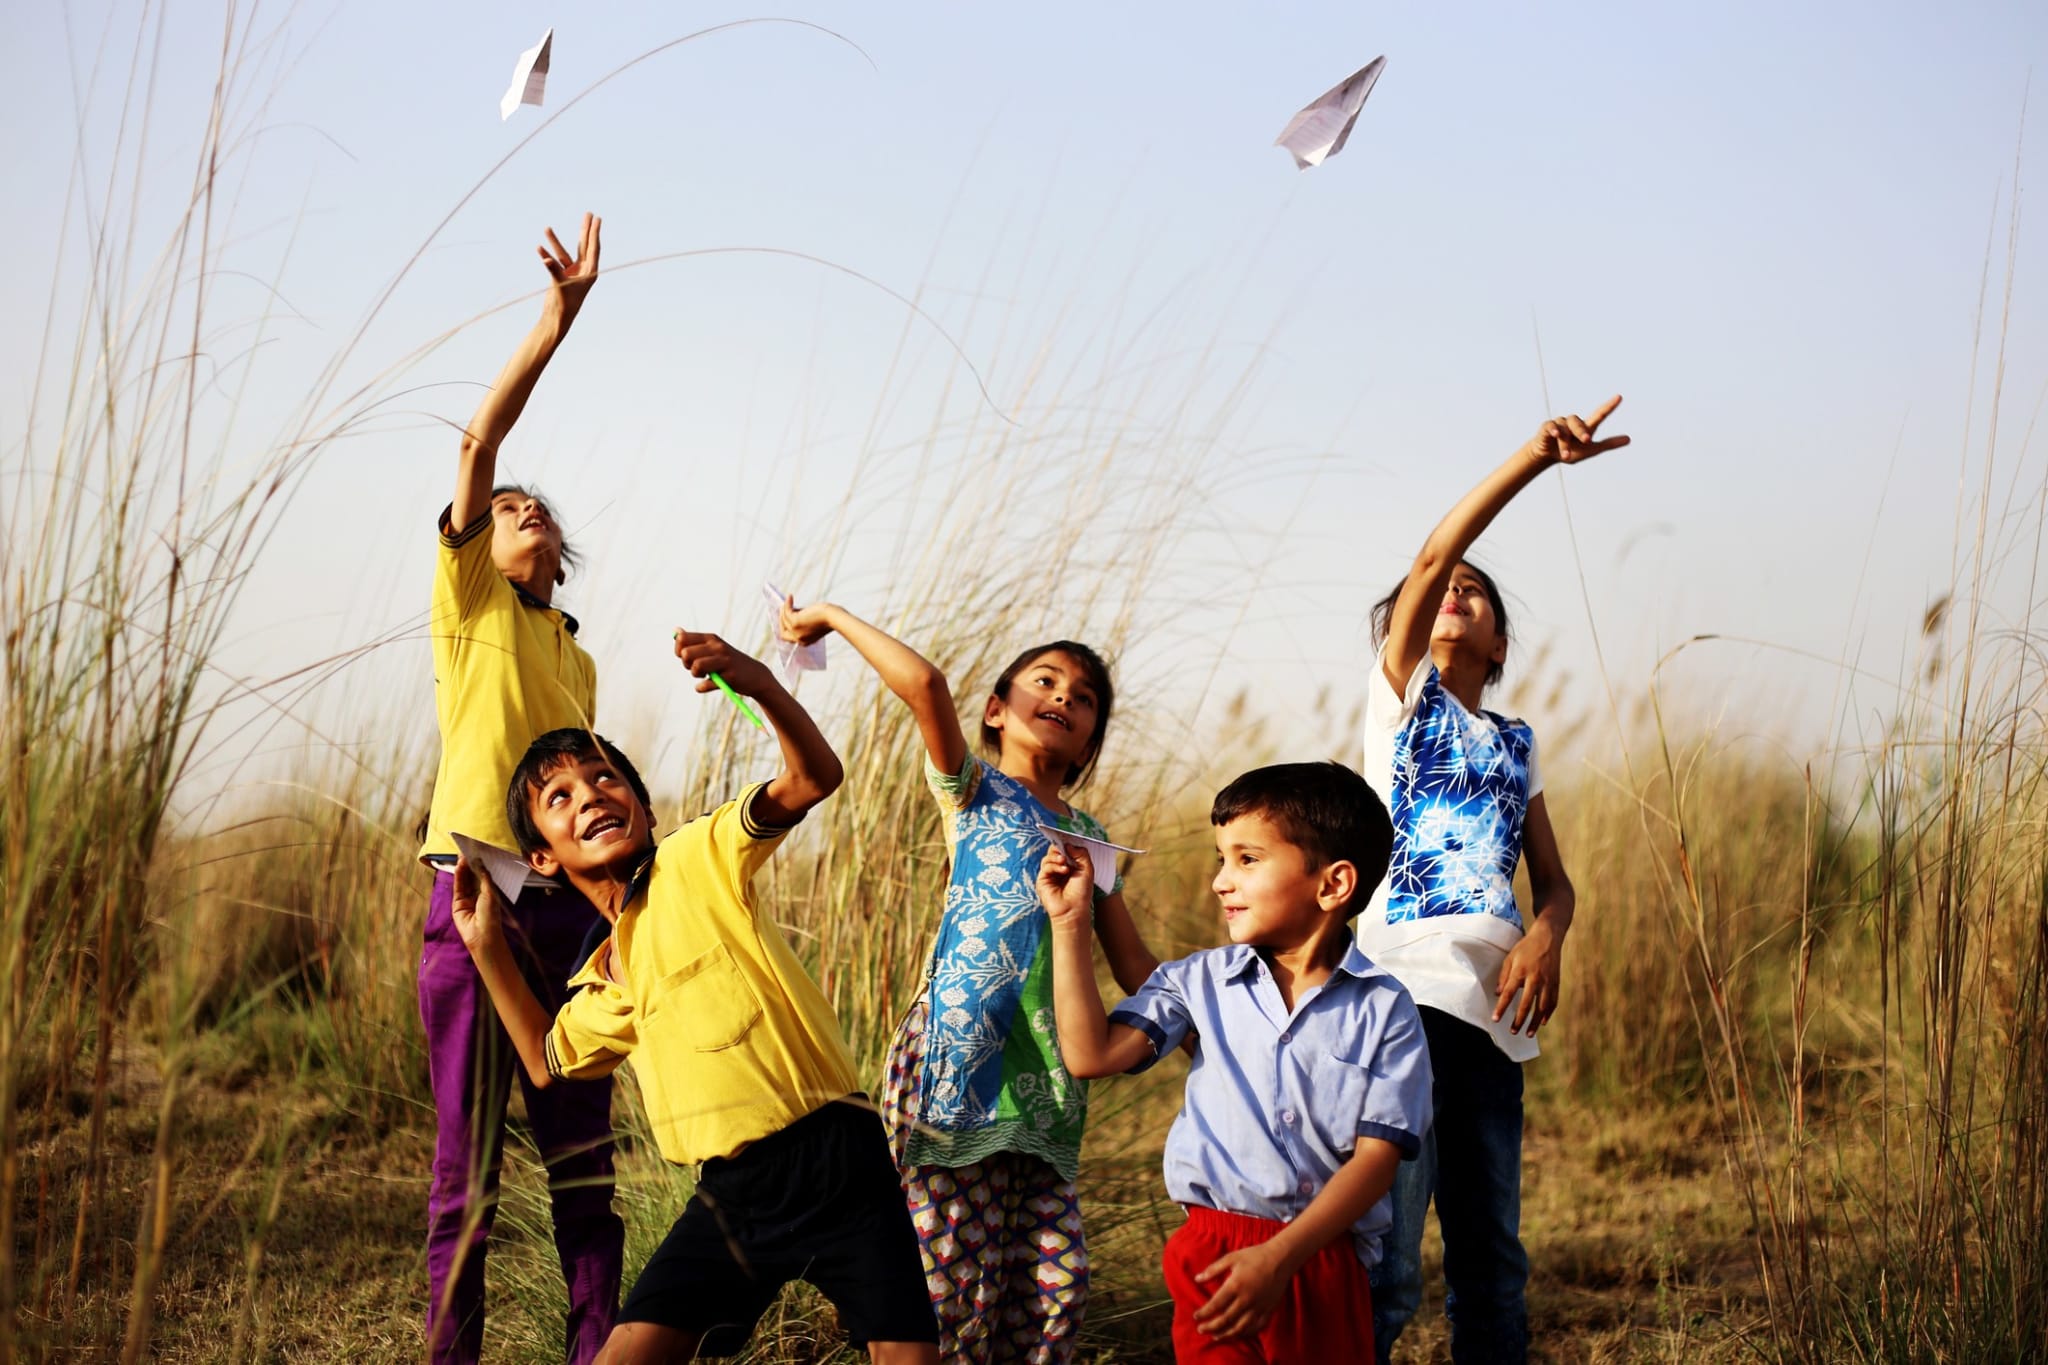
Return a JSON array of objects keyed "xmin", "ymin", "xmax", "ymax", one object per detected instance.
[
  {"xmin": 451, "ymin": 214, "xmax": 602, "ymax": 530},
  {"xmin": 1381, "ymin": 396, "xmax": 1629, "ymax": 693},
  {"xmin": 779, "ymin": 600, "xmax": 969, "ymax": 774},
  {"xmin": 1092, "ymin": 890, "xmax": 1160, "ymax": 996},
  {"xmin": 673, "ymin": 630, "xmax": 845, "ymax": 828},
  {"xmin": 450, "ymin": 858, "xmax": 559, "ymax": 1088},
  {"xmin": 1037, "ymin": 843, "xmax": 1158, "ymax": 1079}
]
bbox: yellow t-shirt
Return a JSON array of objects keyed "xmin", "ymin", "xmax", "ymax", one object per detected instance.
[
  {"xmin": 419, "ymin": 507, "xmax": 598, "ymax": 860},
  {"xmin": 543, "ymin": 785, "xmax": 862, "ymax": 1166}
]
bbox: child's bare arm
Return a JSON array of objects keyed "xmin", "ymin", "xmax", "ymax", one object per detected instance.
[
  {"xmin": 1091, "ymin": 890, "xmax": 1161, "ymax": 997},
  {"xmin": 450, "ymin": 858, "xmax": 560, "ymax": 1088},
  {"xmin": 1496, "ymin": 792, "xmax": 1574, "ymax": 1036},
  {"xmin": 778, "ymin": 600, "xmax": 969, "ymax": 774},
  {"xmin": 673, "ymin": 631, "xmax": 845, "ymax": 826},
  {"xmin": 1038, "ymin": 844, "xmax": 1157, "ymax": 1078},
  {"xmin": 1192, "ymin": 1138, "xmax": 1403, "ymax": 1341},
  {"xmin": 1382, "ymin": 397, "xmax": 1629, "ymax": 693},
  {"xmin": 451, "ymin": 214, "xmax": 601, "ymax": 530}
]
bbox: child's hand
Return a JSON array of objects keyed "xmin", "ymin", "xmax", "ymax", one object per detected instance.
[
  {"xmin": 1523, "ymin": 394, "xmax": 1630, "ymax": 468},
  {"xmin": 1035, "ymin": 841, "xmax": 1096, "ymax": 932},
  {"xmin": 673, "ymin": 629, "xmax": 776, "ymax": 698},
  {"xmin": 1191, "ymin": 1240, "xmax": 1291, "ymax": 1341},
  {"xmin": 538, "ymin": 213, "xmax": 600, "ymax": 325},
  {"xmin": 778, "ymin": 597, "xmax": 838, "ymax": 647},
  {"xmin": 450, "ymin": 856, "xmax": 502, "ymax": 954},
  {"xmin": 1494, "ymin": 912, "xmax": 1565, "ymax": 1036}
]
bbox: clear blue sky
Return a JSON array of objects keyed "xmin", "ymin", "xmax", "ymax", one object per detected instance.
[{"xmin": 6, "ymin": 1, "xmax": 2046, "ymax": 805}]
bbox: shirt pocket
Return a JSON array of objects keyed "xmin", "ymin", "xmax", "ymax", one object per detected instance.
[
  {"xmin": 1312, "ymin": 1052, "xmax": 1372, "ymax": 1145},
  {"xmin": 645, "ymin": 943, "xmax": 763, "ymax": 1052}
]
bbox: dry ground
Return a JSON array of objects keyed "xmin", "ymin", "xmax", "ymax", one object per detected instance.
[{"xmin": 16, "ymin": 1041, "xmax": 1766, "ymax": 1362}]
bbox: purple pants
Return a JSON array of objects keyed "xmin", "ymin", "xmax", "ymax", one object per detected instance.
[{"xmin": 419, "ymin": 869, "xmax": 625, "ymax": 1364}]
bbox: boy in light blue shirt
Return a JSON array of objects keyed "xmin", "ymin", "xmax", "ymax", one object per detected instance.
[{"xmin": 1038, "ymin": 761, "xmax": 1431, "ymax": 1364}]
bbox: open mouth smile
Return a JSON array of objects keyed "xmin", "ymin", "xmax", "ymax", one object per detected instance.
[
  {"xmin": 580, "ymin": 812, "xmax": 626, "ymax": 842},
  {"xmin": 1035, "ymin": 709, "xmax": 1071, "ymax": 731}
]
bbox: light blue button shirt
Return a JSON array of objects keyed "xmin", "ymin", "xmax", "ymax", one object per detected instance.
[{"xmin": 1107, "ymin": 937, "xmax": 1433, "ymax": 1267}]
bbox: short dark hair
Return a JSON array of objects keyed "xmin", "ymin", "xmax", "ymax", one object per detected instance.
[
  {"xmin": 1210, "ymin": 762, "xmax": 1392, "ymax": 920},
  {"xmin": 1370, "ymin": 559, "xmax": 1510, "ymax": 689},
  {"xmin": 506, "ymin": 728, "xmax": 654, "ymax": 855},
  {"xmin": 978, "ymin": 641, "xmax": 1116, "ymax": 788},
  {"xmin": 491, "ymin": 483, "xmax": 582, "ymax": 583}
]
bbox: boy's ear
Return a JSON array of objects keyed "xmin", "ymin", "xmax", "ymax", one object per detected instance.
[
  {"xmin": 982, "ymin": 694, "xmax": 1007, "ymax": 732},
  {"xmin": 1491, "ymin": 634, "xmax": 1509, "ymax": 667},
  {"xmin": 1316, "ymin": 859, "xmax": 1359, "ymax": 917},
  {"xmin": 527, "ymin": 847, "xmax": 562, "ymax": 878}
]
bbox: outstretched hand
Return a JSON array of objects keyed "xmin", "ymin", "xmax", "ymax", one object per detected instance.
[
  {"xmin": 539, "ymin": 212, "xmax": 601, "ymax": 324},
  {"xmin": 449, "ymin": 856, "xmax": 501, "ymax": 954},
  {"xmin": 1524, "ymin": 394, "xmax": 1630, "ymax": 467},
  {"xmin": 778, "ymin": 597, "xmax": 838, "ymax": 647},
  {"xmin": 672, "ymin": 629, "xmax": 775, "ymax": 698},
  {"xmin": 1036, "ymin": 841, "xmax": 1096, "ymax": 931}
]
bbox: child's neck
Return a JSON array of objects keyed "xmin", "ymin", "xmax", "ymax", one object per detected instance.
[
  {"xmin": 501, "ymin": 555, "xmax": 558, "ymax": 605},
  {"xmin": 1255, "ymin": 920, "xmax": 1349, "ymax": 1012},
  {"xmin": 564, "ymin": 861, "xmax": 642, "ymax": 924},
  {"xmin": 998, "ymin": 748, "xmax": 1073, "ymax": 814},
  {"xmin": 1435, "ymin": 652, "xmax": 1490, "ymax": 713}
]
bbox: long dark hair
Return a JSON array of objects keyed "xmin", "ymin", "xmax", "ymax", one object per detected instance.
[
  {"xmin": 1369, "ymin": 560, "xmax": 1510, "ymax": 690},
  {"xmin": 979, "ymin": 640, "xmax": 1116, "ymax": 789}
]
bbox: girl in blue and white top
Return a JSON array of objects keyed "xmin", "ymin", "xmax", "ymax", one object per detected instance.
[{"xmin": 1360, "ymin": 396, "xmax": 1631, "ymax": 1365}]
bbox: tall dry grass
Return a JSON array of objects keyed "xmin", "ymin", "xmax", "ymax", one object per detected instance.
[{"xmin": 9, "ymin": 7, "xmax": 2048, "ymax": 1364}]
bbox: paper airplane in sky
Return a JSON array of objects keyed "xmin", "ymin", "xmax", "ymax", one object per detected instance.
[
  {"xmin": 501, "ymin": 28, "xmax": 553, "ymax": 121},
  {"xmin": 1274, "ymin": 56, "xmax": 1386, "ymax": 169}
]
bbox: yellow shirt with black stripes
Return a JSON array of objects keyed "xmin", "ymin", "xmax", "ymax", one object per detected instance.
[
  {"xmin": 419, "ymin": 505, "xmax": 598, "ymax": 861},
  {"xmin": 543, "ymin": 784, "xmax": 863, "ymax": 1166}
]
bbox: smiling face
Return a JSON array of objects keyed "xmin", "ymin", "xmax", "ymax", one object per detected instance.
[
  {"xmin": 489, "ymin": 487, "xmax": 565, "ymax": 587},
  {"xmin": 982, "ymin": 648, "xmax": 1104, "ymax": 779},
  {"xmin": 521, "ymin": 752, "xmax": 655, "ymax": 881},
  {"xmin": 1429, "ymin": 561, "xmax": 1508, "ymax": 678},
  {"xmin": 1211, "ymin": 811, "xmax": 1355, "ymax": 950}
]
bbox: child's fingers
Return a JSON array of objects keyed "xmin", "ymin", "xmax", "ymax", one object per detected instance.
[
  {"xmin": 1563, "ymin": 414, "xmax": 1594, "ymax": 445},
  {"xmin": 1588, "ymin": 393, "xmax": 1624, "ymax": 428},
  {"xmin": 1590, "ymin": 433, "xmax": 1632, "ymax": 454}
]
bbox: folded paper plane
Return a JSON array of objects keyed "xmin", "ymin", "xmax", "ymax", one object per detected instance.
[
  {"xmin": 1035, "ymin": 823, "xmax": 1147, "ymax": 896},
  {"xmin": 500, "ymin": 28, "xmax": 553, "ymax": 121},
  {"xmin": 1274, "ymin": 56, "xmax": 1385, "ymax": 169},
  {"xmin": 452, "ymin": 832, "xmax": 555, "ymax": 904},
  {"xmin": 764, "ymin": 581, "xmax": 827, "ymax": 680}
]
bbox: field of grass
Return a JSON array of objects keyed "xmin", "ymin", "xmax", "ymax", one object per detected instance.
[{"xmin": 6, "ymin": 10, "xmax": 2047, "ymax": 1364}]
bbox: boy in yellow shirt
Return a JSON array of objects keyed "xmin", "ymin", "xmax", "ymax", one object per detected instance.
[{"xmin": 450, "ymin": 631, "xmax": 938, "ymax": 1364}]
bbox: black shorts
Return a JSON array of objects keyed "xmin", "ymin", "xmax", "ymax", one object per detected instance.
[{"xmin": 619, "ymin": 1095, "xmax": 937, "ymax": 1354}]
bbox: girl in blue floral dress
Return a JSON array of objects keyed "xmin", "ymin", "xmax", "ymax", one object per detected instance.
[
  {"xmin": 777, "ymin": 599, "xmax": 1159, "ymax": 1364},
  {"xmin": 1359, "ymin": 396, "xmax": 1632, "ymax": 1364}
]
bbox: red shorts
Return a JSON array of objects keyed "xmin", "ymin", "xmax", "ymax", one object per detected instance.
[{"xmin": 1161, "ymin": 1206, "xmax": 1373, "ymax": 1364}]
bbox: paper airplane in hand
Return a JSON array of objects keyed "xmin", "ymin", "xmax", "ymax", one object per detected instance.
[
  {"xmin": 500, "ymin": 28, "xmax": 553, "ymax": 121},
  {"xmin": 764, "ymin": 581, "xmax": 827, "ymax": 680},
  {"xmin": 1274, "ymin": 56, "xmax": 1386, "ymax": 170},
  {"xmin": 452, "ymin": 832, "xmax": 554, "ymax": 904},
  {"xmin": 1035, "ymin": 823, "xmax": 1147, "ymax": 896}
]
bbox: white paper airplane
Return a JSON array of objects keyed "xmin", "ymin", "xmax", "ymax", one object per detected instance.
[
  {"xmin": 500, "ymin": 28, "xmax": 553, "ymax": 121},
  {"xmin": 452, "ymin": 832, "xmax": 554, "ymax": 904},
  {"xmin": 1274, "ymin": 56, "xmax": 1385, "ymax": 170},
  {"xmin": 764, "ymin": 581, "xmax": 827, "ymax": 680},
  {"xmin": 1035, "ymin": 823, "xmax": 1147, "ymax": 896}
]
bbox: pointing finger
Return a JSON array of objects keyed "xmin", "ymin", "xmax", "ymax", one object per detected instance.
[{"xmin": 1587, "ymin": 394, "xmax": 1624, "ymax": 430}]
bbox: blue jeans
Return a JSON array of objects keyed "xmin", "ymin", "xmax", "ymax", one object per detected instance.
[{"xmin": 1370, "ymin": 1007, "xmax": 1529, "ymax": 1365}]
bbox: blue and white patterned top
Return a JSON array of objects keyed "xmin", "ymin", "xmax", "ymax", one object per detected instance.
[
  {"xmin": 1360, "ymin": 651, "xmax": 1544, "ymax": 1061},
  {"xmin": 898, "ymin": 755, "xmax": 1119, "ymax": 1178},
  {"xmin": 1383, "ymin": 666, "xmax": 1536, "ymax": 927},
  {"xmin": 1108, "ymin": 937, "xmax": 1433, "ymax": 1268}
]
